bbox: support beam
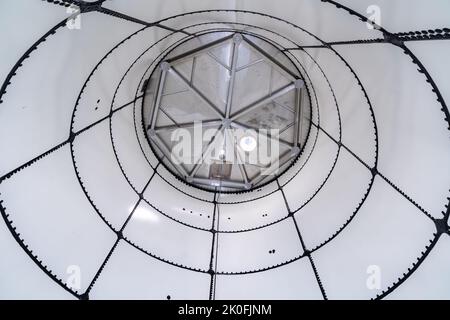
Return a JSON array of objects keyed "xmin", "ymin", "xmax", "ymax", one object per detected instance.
[
  {"xmin": 242, "ymin": 36, "xmax": 298, "ymax": 81},
  {"xmin": 298, "ymin": 80, "xmax": 308, "ymax": 146},
  {"xmin": 231, "ymin": 121, "xmax": 294, "ymax": 148},
  {"xmin": 190, "ymin": 56, "xmax": 197, "ymax": 85}
]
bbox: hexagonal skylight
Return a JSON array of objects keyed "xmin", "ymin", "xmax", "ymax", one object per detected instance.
[{"xmin": 144, "ymin": 32, "xmax": 310, "ymax": 191}]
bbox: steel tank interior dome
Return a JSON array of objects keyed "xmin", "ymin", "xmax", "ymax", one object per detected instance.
[{"xmin": 0, "ymin": 0, "xmax": 450, "ymax": 300}]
